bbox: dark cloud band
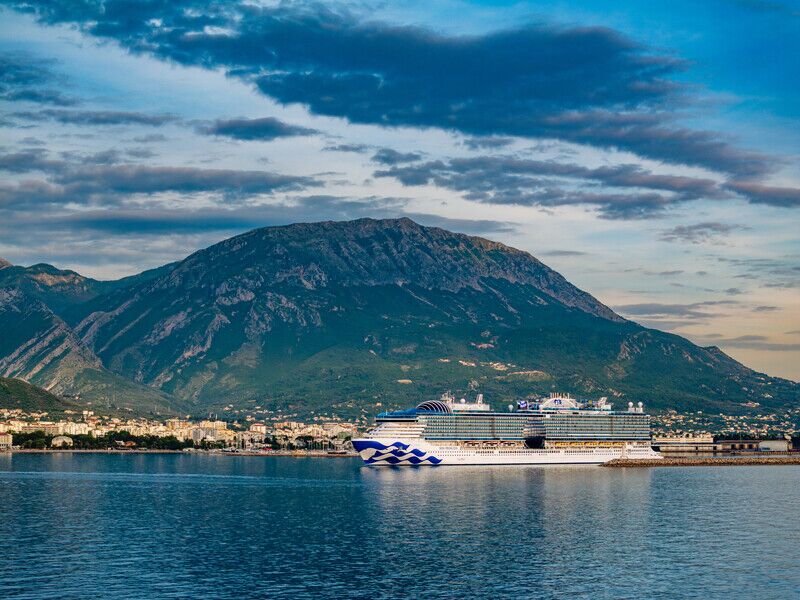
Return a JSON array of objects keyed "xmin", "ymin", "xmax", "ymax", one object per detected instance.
[
  {"xmin": 1, "ymin": 1, "xmax": 775, "ymax": 177},
  {"xmin": 198, "ymin": 117, "xmax": 318, "ymax": 140},
  {"xmin": 0, "ymin": 148, "xmax": 320, "ymax": 209},
  {"xmin": 12, "ymin": 109, "xmax": 178, "ymax": 126},
  {"xmin": 374, "ymin": 155, "xmax": 728, "ymax": 219}
]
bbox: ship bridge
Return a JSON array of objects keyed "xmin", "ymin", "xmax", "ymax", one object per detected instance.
[{"xmin": 538, "ymin": 395, "xmax": 582, "ymax": 410}]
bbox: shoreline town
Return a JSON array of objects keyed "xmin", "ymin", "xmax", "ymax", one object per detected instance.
[
  {"xmin": 0, "ymin": 407, "xmax": 359, "ymax": 454},
  {"xmin": 2, "ymin": 395, "xmax": 799, "ymax": 466}
]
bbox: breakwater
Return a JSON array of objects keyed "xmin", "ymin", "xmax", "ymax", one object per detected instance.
[{"xmin": 605, "ymin": 455, "xmax": 800, "ymax": 467}]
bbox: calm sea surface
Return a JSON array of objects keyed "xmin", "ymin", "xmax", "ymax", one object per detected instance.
[{"xmin": 1, "ymin": 454, "xmax": 798, "ymax": 599}]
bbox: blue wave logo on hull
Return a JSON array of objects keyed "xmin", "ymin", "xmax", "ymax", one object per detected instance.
[{"xmin": 352, "ymin": 440, "xmax": 442, "ymax": 465}]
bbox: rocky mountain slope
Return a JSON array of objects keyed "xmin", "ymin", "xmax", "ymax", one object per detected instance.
[
  {"xmin": 0, "ymin": 260, "xmax": 173, "ymax": 314},
  {"xmin": 0, "ymin": 219, "xmax": 796, "ymax": 417},
  {"xmin": 0, "ymin": 284, "xmax": 181, "ymax": 415}
]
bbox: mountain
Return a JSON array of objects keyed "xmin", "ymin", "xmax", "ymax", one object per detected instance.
[
  {"xmin": 0, "ymin": 260, "xmax": 174, "ymax": 314},
  {"xmin": 0, "ymin": 286, "xmax": 181, "ymax": 416},
  {"xmin": 0, "ymin": 262, "xmax": 105, "ymax": 314},
  {"xmin": 0, "ymin": 376, "xmax": 75, "ymax": 413},
  {"xmin": 0, "ymin": 218, "xmax": 797, "ymax": 417}
]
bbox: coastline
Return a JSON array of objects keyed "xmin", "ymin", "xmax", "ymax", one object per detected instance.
[
  {"xmin": 3, "ymin": 449, "xmax": 357, "ymax": 458},
  {"xmin": 7, "ymin": 449, "xmax": 799, "ymax": 465}
]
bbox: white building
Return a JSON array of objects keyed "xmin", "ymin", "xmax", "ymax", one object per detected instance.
[
  {"xmin": 62, "ymin": 422, "xmax": 90, "ymax": 436},
  {"xmin": 760, "ymin": 439, "xmax": 791, "ymax": 452},
  {"xmin": 51, "ymin": 435, "xmax": 74, "ymax": 448}
]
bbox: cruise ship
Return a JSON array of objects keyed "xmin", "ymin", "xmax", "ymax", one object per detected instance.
[{"xmin": 352, "ymin": 393, "xmax": 662, "ymax": 466}]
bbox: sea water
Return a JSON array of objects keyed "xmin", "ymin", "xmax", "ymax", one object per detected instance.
[{"xmin": 1, "ymin": 453, "xmax": 798, "ymax": 599}]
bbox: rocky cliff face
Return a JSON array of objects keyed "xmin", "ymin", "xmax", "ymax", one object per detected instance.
[
  {"xmin": 0, "ymin": 263, "xmax": 102, "ymax": 313},
  {"xmin": 0, "ymin": 287, "xmax": 178, "ymax": 414},
  {"xmin": 0, "ymin": 218, "xmax": 796, "ymax": 416}
]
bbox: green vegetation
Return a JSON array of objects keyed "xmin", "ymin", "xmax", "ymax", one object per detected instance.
[
  {"xmin": 12, "ymin": 430, "xmax": 197, "ymax": 450},
  {"xmin": 0, "ymin": 377, "xmax": 74, "ymax": 413}
]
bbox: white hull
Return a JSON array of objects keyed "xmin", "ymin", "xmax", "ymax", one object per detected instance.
[{"xmin": 353, "ymin": 438, "xmax": 662, "ymax": 466}]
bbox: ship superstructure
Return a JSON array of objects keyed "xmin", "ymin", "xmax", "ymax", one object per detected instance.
[{"xmin": 352, "ymin": 393, "xmax": 661, "ymax": 465}]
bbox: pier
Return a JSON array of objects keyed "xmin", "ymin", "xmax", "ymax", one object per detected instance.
[{"xmin": 604, "ymin": 455, "xmax": 800, "ymax": 467}]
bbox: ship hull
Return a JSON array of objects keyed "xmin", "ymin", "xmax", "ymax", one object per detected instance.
[{"xmin": 352, "ymin": 438, "xmax": 661, "ymax": 466}]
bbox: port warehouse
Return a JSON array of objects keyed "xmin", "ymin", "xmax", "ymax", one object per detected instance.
[
  {"xmin": 653, "ymin": 435, "xmax": 794, "ymax": 454},
  {"xmin": 376, "ymin": 411, "xmax": 651, "ymax": 444}
]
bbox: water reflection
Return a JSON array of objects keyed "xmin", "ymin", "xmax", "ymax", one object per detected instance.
[
  {"xmin": 357, "ymin": 465, "xmax": 660, "ymax": 597},
  {"xmin": 1, "ymin": 456, "xmax": 798, "ymax": 599}
]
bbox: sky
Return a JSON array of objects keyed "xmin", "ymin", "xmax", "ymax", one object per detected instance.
[{"xmin": 0, "ymin": 0, "xmax": 798, "ymax": 380}]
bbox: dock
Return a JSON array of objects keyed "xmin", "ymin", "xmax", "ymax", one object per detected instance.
[{"xmin": 604, "ymin": 455, "xmax": 800, "ymax": 467}]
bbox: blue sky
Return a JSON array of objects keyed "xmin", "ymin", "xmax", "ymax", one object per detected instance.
[{"xmin": 0, "ymin": 0, "xmax": 798, "ymax": 379}]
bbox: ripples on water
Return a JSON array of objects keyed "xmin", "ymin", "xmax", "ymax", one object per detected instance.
[{"xmin": 1, "ymin": 454, "xmax": 798, "ymax": 599}]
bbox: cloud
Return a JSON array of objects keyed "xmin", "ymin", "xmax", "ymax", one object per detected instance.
[
  {"xmin": 19, "ymin": 136, "xmax": 46, "ymax": 145},
  {"xmin": 3, "ymin": 2, "xmax": 775, "ymax": 177},
  {"xmin": 130, "ymin": 134, "xmax": 167, "ymax": 143},
  {"xmin": 38, "ymin": 196, "xmax": 408, "ymax": 234},
  {"xmin": 198, "ymin": 116, "xmax": 318, "ymax": 141},
  {"xmin": 0, "ymin": 149, "xmax": 320, "ymax": 209},
  {"xmin": 698, "ymin": 333, "xmax": 800, "ymax": 352},
  {"xmin": 463, "ymin": 137, "xmax": 514, "ymax": 150},
  {"xmin": 0, "ymin": 193, "xmax": 515, "ymax": 272},
  {"xmin": 371, "ymin": 148, "xmax": 423, "ymax": 165},
  {"xmin": 615, "ymin": 300, "xmax": 737, "ymax": 321},
  {"xmin": 753, "ymin": 305, "xmax": 780, "ymax": 312},
  {"xmin": 0, "ymin": 148, "xmax": 65, "ymax": 173},
  {"xmin": 60, "ymin": 149, "xmax": 124, "ymax": 165},
  {"xmin": 659, "ymin": 221, "xmax": 747, "ymax": 243},
  {"xmin": 716, "ymin": 255, "xmax": 800, "ymax": 289},
  {"xmin": 400, "ymin": 213, "xmax": 516, "ymax": 236},
  {"xmin": 375, "ymin": 155, "xmax": 727, "ymax": 218},
  {"xmin": 51, "ymin": 165, "xmax": 318, "ymax": 198},
  {"xmin": 0, "ymin": 52, "xmax": 77, "ymax": 106},
  {"xmin": 725, "ymin": 180, "xmax": 800, "ymax": 207},
  {"xmin": 615, "ymin": 300, "xmax": 789, "ymax": 337},
  {"xmin": 124, "ymin": 147, "xmax": 157, "ymax": 159},
  {"xmin": 323, "ymin": 143, "xmax": 372, "ymax": 153},
  {"xmin": 540, "ymin": 250, "xmax": 588, "ymax": 257},
  {"xmin": 0, "ymin": 52, "xmax": 50, "ymax": 86},
  {"xmin": 3, "ymin": 88, "xmax": 77, "ymax": 105},
  {"xmin": 12, "ymin": 109, "xmax": 178, "ymax": 126},
  {"xmin": 0, "ymin": 147, "xmax": 155, "ymax": 175},
  {"xmin": 46, "ymin": 197, "xmax": 514, "ymax": 239}
]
